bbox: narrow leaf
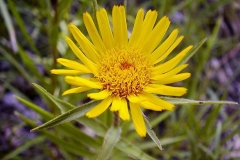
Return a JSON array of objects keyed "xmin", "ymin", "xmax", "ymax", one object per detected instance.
[
  {"xmin": 150, "ymin": 111, "xmax": 172, "ymax": 127},
  {"xmin": 143, "ymin": 114, "xmax": 163, "ymax": 150},
  {"xmin": 0, "ymin": 47, "xmax": 33, "ymax": 83},
  {"xmin": 96, "ymin": 127, "xmax": 122, "ymax": 160},
  {"xmin": 18, "ymin": 46, "xmax": 41, "ymax": 79},
  {"xmin": 0, "ymin": 0, "xmax": 18, "ymax": 52},
  {"xmin": 178, "ymin": 37, "xmax": 207, "ymax": 66},
  {"xmin": 33, "ymin": 83, "xmax": 75, "ymax": 113},
  {"xmin": 15, "ymin": 112, "xmax": 94, "ymax": 158},
  {"xmin": 15, "ymin": 96, "xmax": 101, "ymax": 149},
  {"xmin": 138, "ymin": 136, "xmax": 187, "ymax": 150},
  {"xmin": 2, "ymin": 136, "xmax": 45, "ymax": 160},
  {"xmin": 116, "ymin": 139, "xmax": 155, "ymax": 160},
  {"xmin": 31, "ymin": 100, "xmax": 99, "ymax": 132},
  {"xmin": 8, "ymin": 0, "xmax": 40, "ymax": 55},
  {"xmin": 160, "ymin": 97, "xmax": 238, "ymax": 105},
  {"xmin": 214, "ymin": 122, "xmax": 222, "ymax": 159}
]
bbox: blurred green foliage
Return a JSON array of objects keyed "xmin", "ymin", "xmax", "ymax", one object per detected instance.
[{"xmin": 0, "ymin": 0, "xmax": 240, "ymax": 159}]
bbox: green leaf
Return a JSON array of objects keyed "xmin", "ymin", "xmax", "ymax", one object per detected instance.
[
  {"xmin": 116, "ymin": 139, "xmax": 155, "ymax": 160},
  {"xmin": 15, "ymin": 95, "xmax": 53, "ymax": 120},
  {"xmin": 2, "ymin": 136, "xmax": 46, "ymax": 160},
  {"xmin": 31, "ymin": 100, "xmax": 99, "ymax": 132},
  {"xmin": 96, "ymin": 127, "xmax": 122, "ymax": 160},
  {"xmin": 15, "ymin": 96, "xmax": 102, "ymax": 150},
  {"xmin": 77, "ymin": 117, "xmax": 108, "ymax": 137},
  {"xmin": 144, "ymin": 114, "xmax": 163, "ymax": 150},
  {"xmin": 8, "ymin": 0, "xmax": 40, "ymax": 55},
  {"xmin": 197, "ymin": 143, "xmax": 215, "ymax": 159},
  {"xmin": 160, "ymin": 97, "xmax": 238, "ymax": 105},
  {"xmin": 139, "ymin": 136, "xmax": 187, "ymax": 150},
  {"xmin": 213, "ymin": 122, "xmax": 222, "ymax": 159},
  {"xmin": 18, "ymin": 47, "xmax": 41, "ymax": 79},
  {"xmin": 33, "ymin": 83, "xmax": 75, "ymax": 113},
  {"xmin": 150, "ymin": 111, "xmax": 172, "ymax": 127},
  {"xmin": 0, "ymin": 0, "xmax": 18, "ymax": 52},
  {"xmin": 0, "ymin": 47, "xmax": 33, "ymax": 83},
  {"xmin": 178, "ymin": 37, "xmax": 207, "ymax": 66},
  {"xmin": 15, "ymin": 112, "xmax": 94, "ymax": 158}
]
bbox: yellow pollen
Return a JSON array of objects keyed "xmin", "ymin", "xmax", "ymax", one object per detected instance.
[{"xmin": 97, "ymin": 48, "xmax": 151, "ymax": 98}]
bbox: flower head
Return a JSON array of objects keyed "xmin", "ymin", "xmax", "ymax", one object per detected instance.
[{"xmin": 51, "ymin": 6, "xmax": 192, "ymax": 137}]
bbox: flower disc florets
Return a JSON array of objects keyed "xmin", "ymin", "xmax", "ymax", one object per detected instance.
[{"xmin": 97, "ymin": 48, "xmax": 151, "ymax": 98}]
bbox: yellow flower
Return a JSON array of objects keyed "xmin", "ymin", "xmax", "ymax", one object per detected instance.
[{"xmin": 51, "ymin": 6, "xmax": 192, "ymax": 137}]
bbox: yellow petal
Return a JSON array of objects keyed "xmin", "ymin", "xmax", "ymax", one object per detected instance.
[
  {"xmin": 151, "ymin": 64, "xmax": 188, "ymax": 79},
  {"xmin": 51, "ymin": 69, "xmax": 84, "ymax": 75},
  {"xmin": 150, "ymin": 29, "xmax": 179, "ymax": 63},
  {"xmin": 127, "ymin": 94, "xmax": 146, "ymax": 103},
  {"xmin": 155, "ymin": 73, "xmax": 191, "ymax": 84},
  {"xmin": 152, "ymin": 45, "xmax": 193, "ymax": 74},
  {"xmin": 112, "ymin": 6, "xmax": 128, "ymax": 47},
  {"xmin": 130, "ymin": 102, "xmax": 146, "ymax": 137},
  {"xmin": 86, "ymin": 97, "xmax": 112, "ymax": 118},
  {"xmin": 68, "ymin": 24, "xmax": 99, "ymax": 62},
  {"xmin": 97, "ymin": 8, "xmax": 114, "ymax": 49},
  {"xmin": 57, "ymin": 58, "xmax": 90, "ymax": 73},
  {"xmin": 153, "ymin": 36, "xmax": 184, "ymax": 65},
  {"xmin": 144, "ymin": 84, "xmax": 187, "ymax": 96},
  {"xmin": 128, "ymin": 8, "xmax": 144, "ymax": 47},
  {"xmin": 140, "ymin": 92, "xmax": 174, "ymax": 111},
  {"xmin": 65, "ymin": 76, "xmax": 102, "ymax": 89},
  {"xmin": 135, "ymin": 10, "xmax": 157, "ymax": 47},
  {"xmin": 118, "ymin": 98, "xmax": 130, "ymax": 121},
  {"xmin": 141, "ymin": 16, "xmax": 170, "ymax": 55},
  {"xmin": 87, "ymin": 90, "xmax": 111, "ymax": 100},
  {"xmin": 111, "ymin": 97, "xmax": 122, "ymax": 111},
  {"xmin": 62, "ymin": 87, "xmax": 91, "ymax": 96},
  {"xmin": 65, "ymin": 37, "xmax": 97, "ymax": 75},
  {"xmin": 83, "ymin": 12, "xmax": 106, "ymax": 54}
]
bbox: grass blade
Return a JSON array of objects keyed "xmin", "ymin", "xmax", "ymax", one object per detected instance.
[
  {"xmin": 15, "ymin": 112, "xmax": 94, "ymax": 158},
  {"xmin": 2, "ymin": 136, "xmax": 46, "ymax": 160},
  {"xmin": 8, "ymin": 0, "xmax": 40, "ymax": 55},
  {"xmin": 0, "ymin": 0, "xmax": 18, "ymax": 52},
  {"xmin": 178, "ymin": 37, "xmax": 207, "ymax": 66}
]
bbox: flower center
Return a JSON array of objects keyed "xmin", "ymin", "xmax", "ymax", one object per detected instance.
[{"xmin": 97, "ymin": 48, "xmax": 151, "ymax": 98}]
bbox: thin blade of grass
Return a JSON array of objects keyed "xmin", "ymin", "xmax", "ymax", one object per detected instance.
[
  {"xmin": 8, "ymin": 0, "xmax": 40, "ymax": 55},
  {"xmin": 15, "ymin": 95, "xmax": 102, "ymax": 149},
  {"xmin": 0, "ymin": 47, "xmax": 33, "ymax": 83},
  {"xmin": 178, "ymin": 37, "xmax": 207, "ymax": 66},
  {"xmin": 2, "ymin": 136, "xmax": 46, "ymax": 160},
  {"xmin": 18, "ymin": 47, "xmax": 41, "ymax": 79},
  {"xmin": 0, "ymin": 0, "xmax": 18, "ymax": 52},
  {"xmin": 139, "ymin": 136, "xmax": 187, "ymax": 150},
  {"xmin": 15, "ymin": 112, "xmax": 94, "ymax": 158},
  {"xmin": 150, "ymin": 111, "xmax": 172, "ymax": 127}
]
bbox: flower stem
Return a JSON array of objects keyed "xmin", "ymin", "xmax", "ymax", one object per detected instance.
[{"xmin": 113, "ymin": 112, "xmax": 120, "ymax": 128}]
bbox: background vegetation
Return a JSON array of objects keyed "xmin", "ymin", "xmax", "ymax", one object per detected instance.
[{"xmin": 0, "ymin": 0, "xmax": 239, "ymax": 159}]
